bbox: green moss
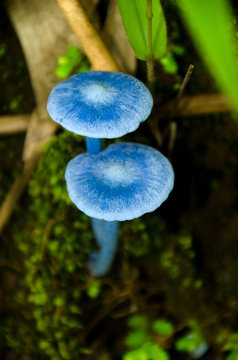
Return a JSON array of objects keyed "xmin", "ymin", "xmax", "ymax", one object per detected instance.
[{"xmin": 6, "ymin": 131, "xmax": 97, "ymax": 359}]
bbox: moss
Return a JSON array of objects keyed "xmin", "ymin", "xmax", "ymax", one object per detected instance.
[
  {"xmin": 7, "ymin": 131, "xmax": 97, "ymax": 359},
  {"xmin": 4, "ymin": 121, "xmax": 238, "ymax": 360}
]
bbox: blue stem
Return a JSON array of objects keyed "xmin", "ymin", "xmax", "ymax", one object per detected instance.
[
  {"xmin": 85, "ymin": 136, "xmax": 119, "ymax": 277},
  {"xmin": 91, "ymin": 217, "xmax": 106, "ymax": 246},
  {"xmin": 86, "ymin": 137, "xmax": 102, "ymax": 154},
  {"xmin": 88, "ymin": 220, "xmax": 119, "ymax": 276}
]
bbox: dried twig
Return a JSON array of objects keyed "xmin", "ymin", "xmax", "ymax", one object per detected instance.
[
  {"xmin": 56, "ymin": 0, "xmax": 119, "ymax": 71},
  {"xmin": 165, "ymin": 64, "xmax": 195, "ymax": 153},
  {"xmin": 0, "ymin": 110, "xmax": 56, "ymax": 236},
  {"xmin": 158, "ymin": 93, "xmax": 231, "ymax": 118},
  {"xmin": 148, "ymin": 91, "xmax": 230, "ymax": 148},
  {"xmin": 168, "ymin": 64, "xmax": 195, "ymax": 122},
  {"xmin": 0, "ymin": 114, "xmax": 31, "ymax": 135},
  {"xmin": 0, "ymin": 93, "xmax": 232, "ymax": 136},
  {"xmin": 0, "ymin": 152, "xmax": 41, "ymax": 235},
  {"xmin": 0, "ymin": 94, "xmax": 232, "ymax": 139}
]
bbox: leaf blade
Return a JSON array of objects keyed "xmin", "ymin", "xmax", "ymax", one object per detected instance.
[
  {"xmin": 177, "ymin": 0, "xmax": 238, "ymax": 111},
  {"xmin": 117, "ymin": 0, "xmax": 167, "ymax": 60}
]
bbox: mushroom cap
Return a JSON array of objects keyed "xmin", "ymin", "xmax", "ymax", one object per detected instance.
[
  {"xmin": 47, "ymin": 71, "xmax": 153, "ymax": 138},
  {"xmin": 65, "ymin": 142, "xmax": 174, "ymax": 221}
]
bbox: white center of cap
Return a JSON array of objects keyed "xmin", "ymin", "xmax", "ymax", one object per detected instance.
[
  {"xmin": 81, "ymin": 83, "xmax": 114, "ymax": 104},
  {"xmin": 104, "ymin": 164, "xmax": 126, "ymax": 182}
]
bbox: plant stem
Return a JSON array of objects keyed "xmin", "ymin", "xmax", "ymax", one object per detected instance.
[
  {"xmin": 146, "ymin": 0, "xmax": 153, "ymax": 60},
  {"xmin": 146, "ymin": 0, "xmax": 155, "ymax": 83},
  {"xmin": 86, "ymin": 137, "xmax": 102, "ymax": 154},
  {"xmin": 89, "ymin": 220, "xmax": 119, "ymax": 276},
  {"xmin": 86, "ymin": 136, "xmax": 119, "ymax": 276}
]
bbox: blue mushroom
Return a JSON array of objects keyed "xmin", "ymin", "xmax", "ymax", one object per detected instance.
[
  {"xmin": 89, "ymin": 220, "xmax": 119, "ymax": 276},
  {"xmin": 47, "ymin": 71, "xmax": 153, "ymax": 140},
  {"xmin": 191, "ymin": 343, "xmax": 209, "ymax": 359},
  {"xmin": 65, "ymin": 142, "xmax": 174, "ymax": 276},
  {"xmin": 47, "ymin": 71, "xmax": 154, "ymax": 276},
  {"xmin": 65, "ymin": 142, "xmax": 174, "ymax": 222}
]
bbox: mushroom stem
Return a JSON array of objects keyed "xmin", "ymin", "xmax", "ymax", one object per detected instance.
[
  {"xmin": 88, "ymin": 220, "xmax": 119, "ymax": 277},
  {"xmin": 86, "ymin": 137, "xmax": 119, "ymax": 276},
  {"xmin": 86, "ymin": 137, "xmax": 102, "ymax": 154}
]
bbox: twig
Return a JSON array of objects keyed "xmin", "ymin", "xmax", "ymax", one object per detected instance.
[
  {"xmin": 0, "ymin": 153, "xmax": 41, "ymax": 235},
  {"xmin": 40, "ymin": 211, "xmax": 66, "ymax": 261},
  {"xmin": 0, "ymin": 94, "xmax": 232, "ymax": 136},
  {"xmin": 168, "ymin": 64, "xmax": 195, "ymax": 122},
  {"xmin": 158, "ymin": 93, "xmax": 231, "ymax": 118},
  {"xmin": 167, "ymin": 121, "xmax": 177, "ymax": 155},
  {"xmin": 164, "ymin": 64, "xmax": 194, "ymax": 153},
  {"xmin": 0, "ymin": 114, "xmax": 30, "ymax": 135},
  {"xmin": 146, "ymin": 0, "xmax": 155, "ymax": 83},
  {"xmin": 0, "ymin": 110, "xmax": 57, "ymax": 236},
  {"xmin": 78, "ymin": 296, "xmax": 125, "ymax": 344},
  {"xmin": 178, "ymin": 65, "xmax": 194, "ymax": 98},
  {"xmin": 56, "ymin": 0, "xmax": 119, "ymax": 71},
  {"xmin": 148, "ymin": 118, "xmax": 163, "ymax": 147}
]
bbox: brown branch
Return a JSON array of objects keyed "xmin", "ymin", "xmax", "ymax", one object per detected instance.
[
  {"xmin": 168, "ymin": 64, "xmax": 195, "ymax": 122},
  {"xmin": 165, "ymin": 64, "xmax": 194, "ymax": 154},
  {"xmin": 0, "ymin": 94, "xmax": 232, "ymax": 136},
  {"xmin": 0, "ymin": 114, "xmax": 31, "ymax": 135},
  {"xmin": 56, "ymin": 0, "xmax": 119, "ymax": 71},
  {"xmin": 0, "ymin": 111, "xmax": 58, "ymax": 236},
  {"xmin": 158, "ymin": 93, "xmax": 231, "ymax": 118},
  {"xmin": 147, "ymin": 93, "xmax": 231, "ymax": 149},
  {"xmin": 22, "ymin": 110, "xmax": 58, "ymax": 162},
  {"xmin": 0, "ymin": 153, "xmax": 41, "ymax": 235}
]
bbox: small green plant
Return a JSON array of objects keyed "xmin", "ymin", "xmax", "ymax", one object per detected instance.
[
  {"xmin": 175, "ymin": 321, "xmax": 208, "ymax": 358},
  {"xmin": 87, "ymin": 279, "xmax": 101, "ymax": 299},
  {"xmin": 123, "ymin": 315, "xmax": 172, "ymax": 360},
  {"xmin": 6, "ymin": 132, "xmax": 96, "ymax": 360},
  {"xmin": 216, "ymin": 332, "xmax": 238, "ymax": 360},
  {"xmin": 55, "ymin": 45, "xmax": 90, "ymax": 79},
  {"xmin": 123, "ymin": 316, "xmax": 211, "ymax": 359},
  {"xmin": 0, "ymin": 42, "xmax": 7, "ymax": 59}
]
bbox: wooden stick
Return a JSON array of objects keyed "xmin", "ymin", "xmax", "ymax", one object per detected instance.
[
  {"xmin": 0, "ymin": 114, "xmax": 31, "ymax": 135},
  {"xmin": 0, "ymin": 153, "xmax": 41, "ymax": 234},
  {"xmin": 165, "ymin": 64, "xmax": 194, "ymax": 154},
  {"xmin": 56, "ymin": 0, "xmax": 119, "ymax": 71},
  {"xmin": 0, "ymin": 94, "xmax": 232, "ymax": 136},
  {"xmin": 148, "ymin": 93, "xmax": 231, "ymax": 149},
  {"xmin": 158, "ymin": 93, "xmax": 231, "ymax": 118}
]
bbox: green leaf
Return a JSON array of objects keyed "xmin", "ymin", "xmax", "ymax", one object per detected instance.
[
  {"xmin": 160, "ymin": 53, "xmax": 178, "ymax": 74},
  {"xmin": 143, "ymin": 343, "xmax": 170, "ymax": 360},
  {"xmin": 152, "ymin": 319, "xmax": 174, "ymax": 336},
  {"xmin": 87, "ymin": 279, "xmax": 101, "ymax": 299},
  {"xmin": 117, "ymin": 0, "xmax": 167, "ymax": 60},
  {"xmin": 55, "ymin": 63, "xmax": 75, "ymax": 79},
  {"xmin": 127, "ymin": 315, "xmax": 149, "ymax": 331},
  {"xmin": 123, "ymin": 347, "xmax": 149, "ymax": 360},
  {"xmin": 175, "ymin": 331, "xmax": 205, "ymax": 353},
  {"xmin": 223, "ymin": 333, "xmax": 238, "ymax": 351},
  {"xmin": 124, "ymin": 343, "xmax": 169, "ymax": 360},
  {"xmin": 55, "ymin": 45, "xmax": 84, "ymax": 78},
  {"xmin": 66, "ymin": 45, "xmax": 83, "ymax": 62},
  {"xmin": 177, "ymin": 0, "xmax": 238, "ymax": 111},
  {"xmin": 226, "ymin": 350, "xmax": 238, "ymax": 360},
  {"xmin": 125, "ymin": 330, "xmax": 149, "ymax": 348}
]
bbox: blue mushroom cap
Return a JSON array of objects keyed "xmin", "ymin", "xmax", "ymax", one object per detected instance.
[
  {"xmin": 47, "ymin": 71, "xmax": 153, "ymax": 138},
  {"xmin": 65, "ymin": 142, "xmax": 174, "ymax": 221}
]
